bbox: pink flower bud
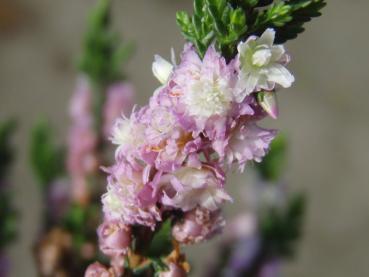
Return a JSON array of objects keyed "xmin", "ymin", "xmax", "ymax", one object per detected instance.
[
  {"xmin": 257, "ymin": 91, "xmax": 279, "ymax": 119},
  {"xmin": 98, "ymin": 220, "xmax": 131, "ymax": 257},
  {"xmin": 172, "ymin": 207, "xmax": 225, "ymax": 244},
  {"xmin": 159, "ymin": 263, "xmax": 187, "ymax": 277},
  {"xmin": 85, "ymin": 262, "xmax": 113, "ymax": 277}
]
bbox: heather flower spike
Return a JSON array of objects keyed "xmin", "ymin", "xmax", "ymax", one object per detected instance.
[{"xmin": 88, "ymin": 0, "xmax": 325, "ymax": 276}]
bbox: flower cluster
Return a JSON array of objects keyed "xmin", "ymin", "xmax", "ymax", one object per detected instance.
[{"xmin": 97, "ymin": 28, "xmax": 293, "ymax": 274}]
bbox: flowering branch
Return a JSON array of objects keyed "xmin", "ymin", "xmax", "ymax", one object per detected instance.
[{"xmin": 86, "ymin": 0, "xmax": 325, "ymax": 276}]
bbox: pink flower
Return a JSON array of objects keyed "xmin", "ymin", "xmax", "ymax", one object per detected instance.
[
  {"xmin": 101, "ymin": 162, "xmax": 161, "ymax": 229},
  {"xmin": 103, "ymin": 82, "xmax": 135, "ymax": 138},
  {"xmin": 225, "ymin": 123, "xmax": 277, "ymax": 171},
  {"xmin": 172, "ymin": 207, "xmax": 225, "ymax": 244},
  {"xmin": 159, "ymin": 165, "xmax": 232, "ymax": 211},
  {"xmin": 170, "ymin": 45, "xmax": 238, "ymax": 134},
  {"xmin": 98, "ymin": 220, "xmax": 131, "ymax": 257}
]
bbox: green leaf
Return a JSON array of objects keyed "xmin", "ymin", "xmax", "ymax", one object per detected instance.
[
  {"xmin": 30, "ymin": 120, "xmax": 64, "ymax": 187},
  {"xmin": 145, "ymin": 220, "xmax": 173, "ymax": 259},
  {"xmin": 255, "ymin": 134, "xmax": 287, "ymax": 182},
  {"xmin": 177, "ymin": 0, "xmax": 325, "ymax": 59}
]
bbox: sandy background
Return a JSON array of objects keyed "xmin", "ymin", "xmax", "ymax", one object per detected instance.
[{"xmin": 1, "ymin": 0, "xmax": 369, "ymax": 276}]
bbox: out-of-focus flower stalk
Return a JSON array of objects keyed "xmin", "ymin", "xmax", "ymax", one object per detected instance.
[{"xmin": 32, "ymin": 0, "xmax": 135, "ymax": 276}]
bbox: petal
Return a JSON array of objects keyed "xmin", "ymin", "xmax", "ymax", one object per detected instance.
[
  {"xmin": 270, "ymin": 45, "xmax": 285, "ymax": 62},
  {"xmin": 267, "ymin": 64, "xmax": 295, "ymax": 88},
  {"xmin": 258, "ymin": 28, "xmax": 276, "ymax": 46},
  {"xmin": 235, "ymin": 73, "xmax": 260, "ymax": 103},
  {"xmin": 152, "ymin": 55, "xmax": 173, "ymax": 84}
]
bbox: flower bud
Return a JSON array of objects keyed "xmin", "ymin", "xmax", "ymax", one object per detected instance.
[
  {"xmin": 159, "ymin": 263, "xmax": 187, "ymax": 277},
  {"xmin": 172, "ymin": 207, "xmax": 225, "ymax": 244},
  {"xmin": 98, "ymin": 220, "xmax": 131, "ymax": 257},
  {"xmin": 257, "ymin": 91, "xmax": 279, "ymax": 119},
  {"xmin": 152, "ymin": 55, "xmax": 173, "ymax": 84}
]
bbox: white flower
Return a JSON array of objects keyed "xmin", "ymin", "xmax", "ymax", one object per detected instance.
[
  {"xmin": 235, "ymin": 28, "xmax": 295, "ymax": 103},
  {"xmin": 152, "ymin": 55, "xmax": 174, "ymax": 84},
  {"xmin": 110, "ymin": 115, "xmax": 145, "ymax": 153},
  {"xmin": 183, "ymin": 76, "xmax": 233, "ymax": 118},
  {"xmin": 102, "ymin": 188, "xmax": 124, "ymax": 220}
]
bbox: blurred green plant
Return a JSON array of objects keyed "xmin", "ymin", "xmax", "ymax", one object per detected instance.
[
  {"xmin": 30, "ymin": 120, "xmax": 65, "ymax": 188},
  {"xmin": 245, "ymin": 134, "xmax": 306, "ymax": 276},
  {"xmin": 79, "ymin": 0, "xmax": 134, "ymax": 86},
  {"xmin": 256, "ymin": 134, "xmax": 288, "ymax": 182},
  {"xmin": 0, "ymin": 119, "xmax": 17, "ymax": 180},
  {"xmin": 0, "ymin": 120, "xmax": 17, "ymax": 249},
  {"xmin": 79, "ymin": 0, "xmax": 134, "ymax": 132},
  {"xmin": 260, "ymin": 192, "xmax": 306, "ymax": 258},
  {"xmin": 177, "ymin": 0, "xmax": 326, "ymax": 58}
]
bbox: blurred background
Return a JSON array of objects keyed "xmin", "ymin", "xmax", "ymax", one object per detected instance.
[{"xmin": 0, "ymin": 0, "xmax": 368, "ymax": 276}]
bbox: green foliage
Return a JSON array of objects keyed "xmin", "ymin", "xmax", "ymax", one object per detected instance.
[
  {"xmin": 260, "ymin": 193, "xmax": 306, "ymax": 257},
  {"xmin": 0, "ymin": 120, "xmax": 17, "ymax": 180},
  {"xmin": 177, "ymin": 0, "xmax": 326, "ymax": 58},
  {"xmin": 79, "ymin": 0, "xmax": 134, "ymax": 86},
  {"xmin": 30, "ymin": 121, "xmax": 64, "ymax": 188},
  {"xmin": 79, "ymin": 0, "xmax": 134, "ymax": 131},
  {"xmin": 177, "ymin": 0, "xmax": 246, "ymax": 58},
  {"xmin": 145, "ymin": 220, "xmax": 173, "ymax": 259},
  {"xmin": 251, "ymin": 0, "xmax": 327, "ymax": 43},
  {"xmin": 0, "ymin": 192, "xmax": 17, "ymax": 248},
  {"xmin": 256, "ymin": 134, "xmax": 288, "ymax": 182},
  {"xmin": 62, "ymin": 203, "xmax": 100, "ymax": 248}
]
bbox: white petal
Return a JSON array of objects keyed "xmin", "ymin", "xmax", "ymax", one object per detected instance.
[
  {"xmin": 267, "ymin": 64, "xmax": 295, "ymax": 88},
  {"xmin": 258, "ymin": 28, "xmax": 276, "ymax": 46},
  {"xmin": 152, "ymin": 55, "xmax": 173, "ymax": 84},
  {"xmin": 235, "ymin": 73, "xmax": 259, "ymax": 103},
  {"xmin": 244, "ymin": 73, "xmax": 259, "ymax": 94},
  {"xmin": 270, "ymin": 45, "xmax": 285, "ymax": 62}
]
